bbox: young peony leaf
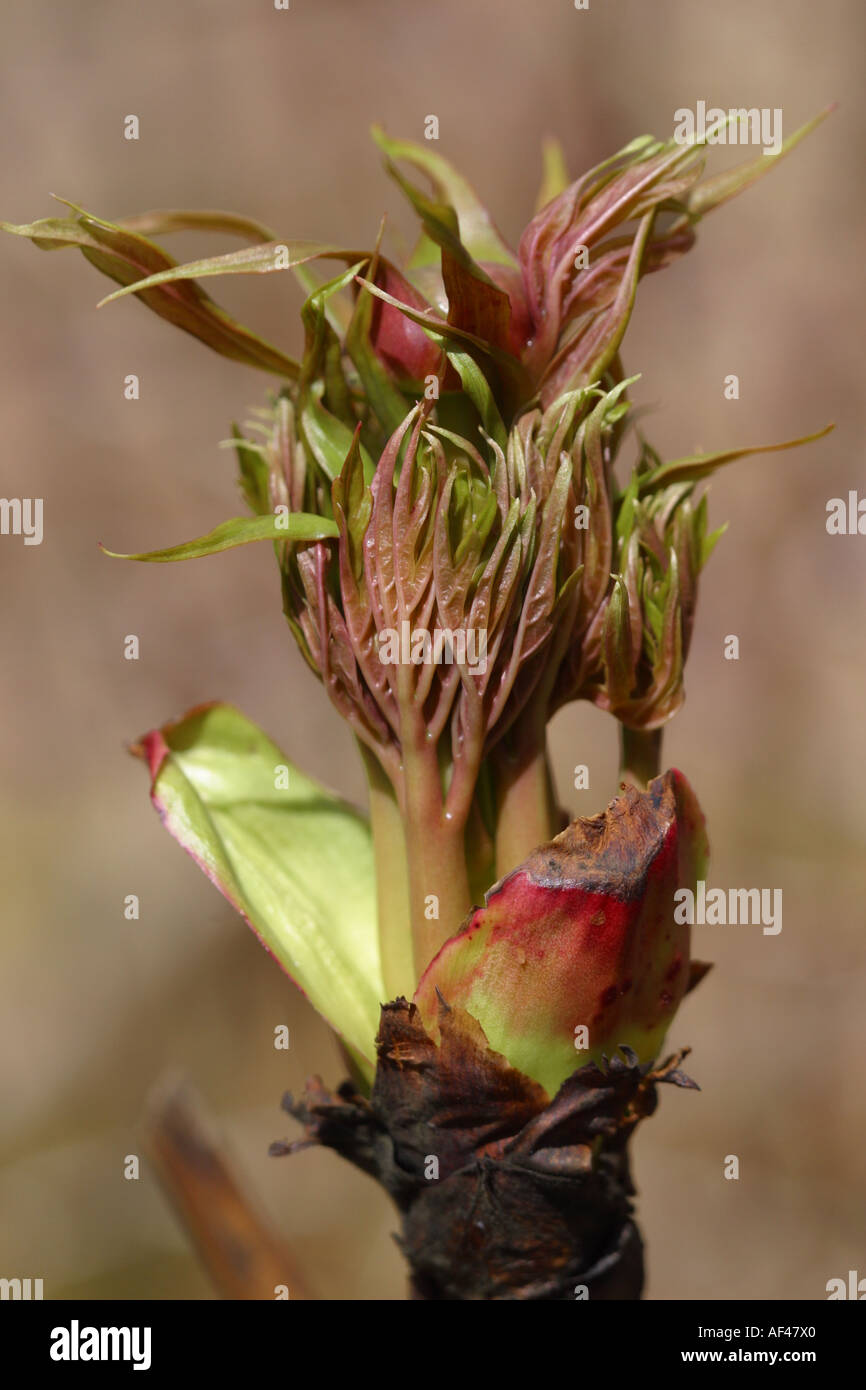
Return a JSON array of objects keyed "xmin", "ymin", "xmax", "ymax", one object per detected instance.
[
  {"xmin": 232, "ymin": 422, "xmax": 272, "ymax": 516},
  {"xmin": 300, "ymin": 385, "xmax": 374, "ymax": 484},
  {"xmin": 0, "ymin": 200, "xmax": 300, "ymax": 377},
  {"xmin": 131, "ymin": 703, "xmax": 384, "ymax": 1070},
  {"xmin": 415, "ymin": 770, "xmax": 708, "ymax": 1098},
  {"xmin": 684, "ymin": 106, "xmax": 834, "ymax": 220},
  {"xmin": 354, "ymin": 275, "xmax": 530, "ymax": 405},
  {"xmin": 373, "ymin": 151, "xmax": 514, "ymax": 348},
  {"xmin": 371, "ymin": 127, "xmax": 517, "ymax": 269},
  {"xmin": 425, "ymin": 332, "xmax": 508, "ymax": 449},
  {"xmin": 534, "ymin": 137, "xmax": 571, "ymax": 214},
  {"xmin": 101, "ymin": 511, "xmax": 338, "ymax": 562},
  {"xmin": 94, "ymin": 238, "xmax": 368, "ymax": 307},
  {"xmin": 637, "ymin": 423, "xmax": 834, "ymax": 493},
  {"xmin": 298, "ymin": 261, "xmax": 365, "ymax": 390},
  {"xmin": 109, "ymin": 208, "xmax": 278, "ymax": 243}
]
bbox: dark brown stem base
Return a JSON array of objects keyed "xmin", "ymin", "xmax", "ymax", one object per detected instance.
[{"xmin": 272, "ymin": 999, "xmax": 697, "ymax": 1301}]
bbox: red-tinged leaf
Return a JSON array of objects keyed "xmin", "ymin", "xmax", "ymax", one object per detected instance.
[
  {"xmin": 0, "ymin": 200, "xmax": 300, "ymax": 377},
  {"xmin": 353, "ymin": 276, "xmax": 530, "ymax": 407},
  {"xmin": 603, "ymin": 576, "xmax": 637, "ymax": 706},
  {"xmin": 333, "ymin": 432, "xmax": 402, "ymax": 740},
  {"xmin": 478, "ymin": 260, "xmax": 534, "ymax": 357},
  {"xmin": 95, "ymin": 238, "xmax": 365, "ymax": 306},
  {"xmin": 372, "ymin": 147, "xmax": 516, "ymax": 354},
  {"xmin": 415, "ymin": 770, "xmax": 709, "ymax": 1097},
  {"xmin": 393, "ymin": 435, "xmax": 438, "ymax": 618},
  {"xmin": 684, "ymin": 106, "xmax": 834, "ymax": 220},
  {"xmin": 539, "ymin": 210, "xmax": 655, "ymax": 402},
  {"xmin": 440, "ymin": 249, "xmax": 514, "ymax": 353},
  {"xmin": 110, "ymin": 208, "xmax": 278, "ymax": 243},
  {"xmin": 365, "ymin": 405, "xmax": 426, "ymax": 635},
  {"xmin": 637, "ymin": 423, "xmax": 835, "ymax": 493},
  {"xmin": 372, "ymin": 127, "xmax": 518, "ymax": 269},
  {"xmin": 101, "ymin": 511, "xmax": 338, "ymax": 562}
]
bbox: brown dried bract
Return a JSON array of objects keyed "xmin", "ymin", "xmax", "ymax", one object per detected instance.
[{"xmin": 273, "ymin": 998, "xmax": 697, "ymax": 1300}]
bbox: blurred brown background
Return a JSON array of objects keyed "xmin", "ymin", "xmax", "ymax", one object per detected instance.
[{"xmin": 1, "ymin": 0, "xmax": 863, "ymax": 1300}]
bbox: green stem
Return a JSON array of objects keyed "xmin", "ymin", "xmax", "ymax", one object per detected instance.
[
  {"xmin": 359, "ymin": 744, "xmax": 416, "ymax": 1000},
  {"xmin": 402, "ymin": 723, "xmax": 473, "ymax": 979},
  {"xmin": 492, "ymin": 721, "xmax": 559, "ymax": 879},
  {"xmin": 618, "ymin": 726, "xmax": 663, "ymax": 789}
]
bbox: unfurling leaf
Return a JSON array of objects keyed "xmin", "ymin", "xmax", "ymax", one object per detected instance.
[
  {"xmin": 101, "ymin": 511, "xmax": 338, "ymax": 562},
  {"xmin": 0, "ymin": 200, "xmax": 301, "ymax": 376},
  {"xmin": 131, "ymin": 703, "xmax": 383, "ymax": 1069}
]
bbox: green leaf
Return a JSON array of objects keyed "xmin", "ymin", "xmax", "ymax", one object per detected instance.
[
  {"xmin": 637, "ymin": 423, "xmax": 834, "ymax": 493},
  {"xmin": 101, "ymin": 511, "xmax": 338, "ymax": 562},
  {"xmin": 426, "ymin": 332, "xmax": 507, "ymax": 449},
  {"xmin": 301, "ymin": 386, "xmax": 373, "ymax": 484},
  {"xmin": 371, "ymin": 151, "xmax": 515, "ymax": 352},
  {"xmin": 1, "ymin": 199, "xmax": 301, "ymax": 378},
  {"xmin": 232, "ymin": 422, "xmax": 272, "ymax": 515},
  {"xmin": 534, "ymin": 136, "xmax": 570, "ymax": 214},
  {"xmin": 293, "ymin": 261, "xmax": 353, "ymax": 334},
  {"xmin": 371, "ymin": 127, "xmax": 517, "ymax": 268},
  {"xmin": 686, "ymin": 106, "xmax": 834, "ymax": 220},
  {"xmin": 296, "ymin": 264, "xmax": 371, "ymax": 477},
  {"xmin": 299, "ymin": 260, "xmax": 365, "ymax": 384},
  {"xmin": 95, "ymin": 238, "xmax": 365, "ymax": 306},
  {"xmin": 615, "ymin": 470, "xmax": 641, "ymax": 547},
  {"xmin": 111, "ymin": 208, "xmax": 278, "ymax": 243},
  {"xmin": 345, "ymin": 271, "xmax": 413, "ymax": 437},
  {"xmin": 578, "ymin": 209, "xmax": 657, "ymax": 387},
  {"xmin": 701, "ymin": 521, "xmax": 728, "ymax": 569},
  {"xmin": 132, "ymin": 704, "xmax": 384, "ymax": 1068},
  {"xmin": 332, "ymin": 425, "xmax": 373, "ymax": 581}
]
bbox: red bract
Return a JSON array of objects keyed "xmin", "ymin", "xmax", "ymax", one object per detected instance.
[{"xmin": 415, "ymin": 769, "xmax": 709, "ymax": 1097}]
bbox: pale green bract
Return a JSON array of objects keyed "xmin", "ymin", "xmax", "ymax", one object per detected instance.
[{"xmin": 135, "ymin": 703, "xmax": 383, "ymax": 1074}]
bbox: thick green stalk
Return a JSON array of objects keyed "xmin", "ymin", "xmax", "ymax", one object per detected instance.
[
  {"xmin": 618, "ymin": 726, "xmax": 663, "ymax": 789},
  {"xmin": 492, "ymin": 721, "xmax": 560, "ymax": 879},
  {"xmin": 401, "ymin": 722, "xmax": 473, "ymax": 980},
  {"xmin": 359, "ymin": 744, "xmax": 416, "ymax": 1000}
]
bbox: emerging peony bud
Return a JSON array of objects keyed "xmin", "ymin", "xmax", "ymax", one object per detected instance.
[
  {"xmin": 232, "ymin": 376, "xmax": 638, "ymax": 982},
  {"xmin": 1, "ymin": 114, "xmax": 830, "ymax": 1000},
  {"xmin": 367, "ymin": 115, "xmax": 830, "ymax": 418},
  {"xmin": 414, "ymin": 769, "xmax": 709, "ymax": 1098},
  {"xmin": 0, "ymin": 112, "xmax": 837, "ymax": 1302}
]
